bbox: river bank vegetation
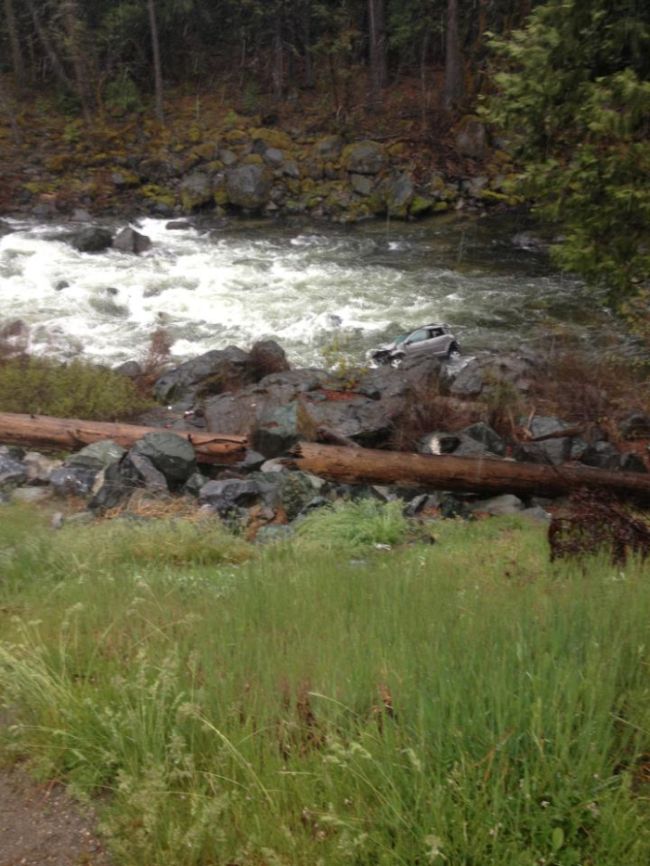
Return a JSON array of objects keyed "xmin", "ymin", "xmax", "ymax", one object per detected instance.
[{"xmin": 2, "ymin": 503, "xmax": 650, "ymax": 865}]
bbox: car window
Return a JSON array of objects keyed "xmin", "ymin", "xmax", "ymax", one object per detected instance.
[
  {"xmin": 406, "ymin": 328, "xmax": 430, "ymax": 344},
  {"xmin": 430, "ymin": 328, "xmax": 444, "ymax": 337}
]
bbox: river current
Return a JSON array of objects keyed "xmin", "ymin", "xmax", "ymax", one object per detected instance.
[{"xmin": 0, "ymin": 214, "xmax": 613, "ymax": 368}]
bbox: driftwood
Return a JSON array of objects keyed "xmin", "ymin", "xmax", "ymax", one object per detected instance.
[
  {"xmin": 291, "ymin": 442, "xmax": 650, "ymax": 504},
  {"xmin": 0, "ymin": 412, "xmax": 247, "ymax": 464}
]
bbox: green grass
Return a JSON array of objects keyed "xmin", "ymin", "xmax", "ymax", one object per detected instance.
[{"xmin": 1, "ymin": 502, "xmax": 650, "ymax": 865}]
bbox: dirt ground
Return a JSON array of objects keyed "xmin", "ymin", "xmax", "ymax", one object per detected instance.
[{"xmin": 0, "ymin": 766, "xmax": 111, "ymax": 866}]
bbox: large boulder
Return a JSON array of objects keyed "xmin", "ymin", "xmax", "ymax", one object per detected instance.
[
  {"xmin": 180, "ymin": 172, "xmax": 214, "ymax": 211},
  {"xmin": 225, "ymin": 165, "xmax": 272, "ymax": 210},
  {"xmin": 113, "ymin": 227, "xmax": 152, "ymax": 254},
  {"xmin": 153, "ymin": 346, "xmax": 256, "ymax": 404},
  {"xmin": 68, "ymin": 226, "xmax": 113, "ymax": 253},
  {"xmin": 204, "ymin": 369, "xmax": 328, "ymax": 436},
  {"xmin": 384, "ymin": 173, "xmax": 414, "ymax": 218},
  {"xmin": 445, "ymin": 352, "xmax": 540, "ymax": 398},
  {"xmin": 129, "ymin": 432, "xmax": 196, "ymax": 488},
  {"xmin": 68, "ymin": 440, "xmax": 126, "ymax": 470},
  {"xmin": 343, "ymin": 141, "xmax": 386, "ymax": 175}
]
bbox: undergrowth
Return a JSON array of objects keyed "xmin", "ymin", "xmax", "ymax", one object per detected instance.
[
  {"xmin": 0, "ymin": 356, "xmax": 151, "ymax": 419},
  {"xmin": 1, "ymin": 504, "xmax": 650, "ymax": 865}
]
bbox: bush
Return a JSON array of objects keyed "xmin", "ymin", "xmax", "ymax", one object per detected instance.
[
  {"xmin": 296, "ymin": 499, "xmax": 410, "ymax": 549},
  {"xmin": 0, "ymin": 357, "xmax": 151, "ymax": 420}
]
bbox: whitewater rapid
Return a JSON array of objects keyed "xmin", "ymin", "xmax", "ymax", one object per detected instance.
[{"xmin": 0, "ymin": 215, "xmax": 608, "ymax": 367}]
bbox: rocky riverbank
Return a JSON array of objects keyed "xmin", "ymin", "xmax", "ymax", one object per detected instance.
[
  {"xmin": 2, "ymin": 106, "xmax": 516, "ymax": 224},
  {"xmin": 2, "ymin": 338, "xmax": 649, "ymax": 538}
]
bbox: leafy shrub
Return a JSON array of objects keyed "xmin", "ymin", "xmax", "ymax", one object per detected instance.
[
  {"xmin": 0, "ymin": 357, "xmax": 151, "ymax": 419},
  {"xmin": 296, "ymin": 499, "xmax": 409, "ymax": 549}
]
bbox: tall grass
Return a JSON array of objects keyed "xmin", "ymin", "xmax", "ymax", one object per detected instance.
[{"xmin": 1, "ymin": 504, "xmax": 650, "ymax": 865}]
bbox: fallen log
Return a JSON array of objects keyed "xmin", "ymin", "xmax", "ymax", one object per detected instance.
[
  {"xmin": 0, "ymin": 412, "xmax": 247, "ymax": 464},
  {"xmin": 291, "ymin": 442, "xmax": 650, "ymax": 504}
]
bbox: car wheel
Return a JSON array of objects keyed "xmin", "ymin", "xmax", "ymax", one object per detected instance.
[
  {"xmin": 446, "ymin": 343, "xmax": 461, "ymax": 360},
  {"xmin": 390, "ymin": 353, "xmax": 405, "ymax": 369}
]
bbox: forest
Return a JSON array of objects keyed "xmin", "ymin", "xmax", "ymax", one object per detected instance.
[{"xmin": 0, "ymin": 1, "xmax": 648, "ymax": 326}]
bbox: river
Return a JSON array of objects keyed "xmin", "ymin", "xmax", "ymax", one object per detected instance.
[{"xmin": 0, "ymin": 213, "xmax": 616, "ymax": 368}]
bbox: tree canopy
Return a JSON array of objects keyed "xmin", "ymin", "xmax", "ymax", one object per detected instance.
[{"xmin": 486, "ymin": 0, "xmax": 650, "ymax": 310}]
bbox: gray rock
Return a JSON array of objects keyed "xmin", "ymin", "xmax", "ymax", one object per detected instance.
[
  {"xmin": 251, "ymin": 403, "xmax": 302, "ymax": 458},
  {"xmin": 512, "ymin": 443, "xmax": 554, "ymax": 465},
  {"xmin": 154, "ymin": 346, "xmax": 255, "ymax": 403},
  {"xmin": 263, "ymin": 147, "xmax": 284, "ymax": 166},
  {"xmin": 249, "ymin": 339, "xmax": 290, "ymax": 376},
  {"xmin": 580, "ymin": 441, "xmax": 620, "ymax": 470},
  {"xmin": 180, "ymin": 172, "xmax": 214, "ymax": 210},
  {"xmin": 350, "ymin": 173, "xmax": 375, "ymax": 196},
  {"xmin": 68, "ymin": 226, "xmax": 113, "ymax": 253},
  {"xmin": 619, "ymin": 453, "xmax": 648, "ymax": 474},
  {"xmin": 225, "ymin": 164, "xmax": 272, "ymax": 210},
  {"xmin": 113, "ymin": 226, "xmax": 152, "ymax": 254},
  {"xmin": 183, "ymin": 471, "xmax": 210, "ymax": 497},
  {"xmin": 461, "ymin": 422, "xmax": 506, "ymax": 456},
  {"xmin": 68, "ymin": 440, "xmax": 126, "ymax": 470},
  {"xmin": 528, "ymin": 416, "xmax": 568, "ymax": 438},
  {"xmin": 0, "ymin": 454, "xmax": 27, "ymax": 488},
  {"xmin": 384, "ymin": 172, "xmax": 414, "ymax": 217},
  {"xmin": 50, "ymin": 466, "xmax": 98, "ymax": 497},
  {"xmin": 114, "ymin": 360, "xmax": 143, "ymax": 379},
  {"xmin": 130, "ymin": 432, "xmax": 196, "ymax": 487},
  {"xmin": 127, "ymin": 453, "xmax": 169, "ymax": 492},
  {"xmin": 23, "ymin": 451, "xmax": 62, "ymax": 484},
  {"xmin": 166, "ymin": 220, "xmax": 192, "ymax": 230},
  {"xmin": 343, "ymin": 141, "xmax": 386, "ymax": 175},
  {"xmin": 87, "ymin": 457, "xmax": 141, "ymax": 511},
  {"xmin": 312, "ymin": 135, "xmax": 344, "ymax": 160},
  {"xmin": 0, "ymin": 219, "xmax": 15, "ymax": 237},
  {"xmin": 620, "ymin": 412, "xmax": 650, "ymax": 440},
  {"xmin": 219, "ymin": 148, "xmax": 238, "ymax": 167},
  {"xmin": 447, "ymin": 360, "xmax": 484, "ymax": 397},
  {"xmin": 12, "ymin": 487, "xmax": 54, "ymax": 504},
  {"xmin": 198, "ymin": 478, "xmax": 263, "ymax": 514},
  {"xmin": 471, "ymin": 494, "xmax": 524, "ymax": 516},
  {"xmin": 403, "ymin": 494, "xmax": 440, "ymax": 517},
  {"xmin": 520, "ymin": 506, "xmax": 552, "ymax": 522},
  {"xmin": 254, "ymin": 470, "xmax": 319, "ymax": 520}
]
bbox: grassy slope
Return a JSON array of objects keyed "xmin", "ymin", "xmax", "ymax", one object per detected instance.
[{"xmin": 1, "ymin": 502, "xmax": 650, "ymax": 865}]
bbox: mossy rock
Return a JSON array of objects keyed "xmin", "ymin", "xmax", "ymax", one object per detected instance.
[
  {"xmin": 191, "ymin": 141, "xmax": 218, "ymax": 161},
  {"xmin": 342, "ymin": 141, "xmax": 386, "ymax": 175},
  {"xmin": 250, "ymin": 127, "xmax": 293, "ymax": 150},
  {"xmin": 433, "ymin": 201, "xmax": 450, "ymax": 213},
  {"xmin": 242, "ymin": 153, "xmax": 264, "ymax": 166},
  {"xmin": 46, "ymin": 154, "xmax": 75, "ymax": 172},
  {"xmin": 410, "ymin": 196, "xmax": 434, "ymax": 218},
  {"xmin": 140, "ymin": 184, "xmax": 176, "ymax": 208},
  {"xmin": 387, "ymin": 142, "xmax": 407, "ymax": 158},
  {"xmin": 205, "ymin": 160, "xmax": 225, "ymax": 173},
  {"xmin": 180, "ymin": 171, "xmax": 214, "ymax": 211},
  {"xmin": 311, "ymin": 135, "xmax": 344, "ymax": 160},
  {"xmin": 223, "ymin": 128, "xmax": 250, "ymax": 145}
]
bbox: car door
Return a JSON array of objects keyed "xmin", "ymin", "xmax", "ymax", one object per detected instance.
[{"xmin": 402, "ymin": 328, "xmax": 431, "ymax": 355}]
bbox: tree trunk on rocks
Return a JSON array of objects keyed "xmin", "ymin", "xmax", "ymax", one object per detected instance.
[
  {"xmin": 0, "ymin": 413, "xmax": 247, "ymax": 464},
  {"xmin": 291, "ymin": 443, "xmax": 650, "ymax": 504}
]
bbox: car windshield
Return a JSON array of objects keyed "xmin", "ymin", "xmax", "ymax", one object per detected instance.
[{"xmin": 394, "ymin": 333, "xmax": 408, "ymax": 344}]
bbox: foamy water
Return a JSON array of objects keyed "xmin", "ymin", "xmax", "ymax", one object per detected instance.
[{"xmin": 0, "ymin": 215, "xmax": 611, "ymax": 367}]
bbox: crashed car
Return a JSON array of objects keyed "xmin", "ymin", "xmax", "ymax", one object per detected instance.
[{"xmin": 369, "ymin": 323, "xmax": 461, "ymax": 366}]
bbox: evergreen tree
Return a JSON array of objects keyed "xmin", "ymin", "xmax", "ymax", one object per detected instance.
[{"xmin": 487, "ymin": 0, "xmax": 650, "ymax": 310}]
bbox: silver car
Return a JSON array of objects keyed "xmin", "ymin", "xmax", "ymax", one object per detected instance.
[{"xmin": 369, "ymin": 323, "xmax": 460, "ymax": 366}]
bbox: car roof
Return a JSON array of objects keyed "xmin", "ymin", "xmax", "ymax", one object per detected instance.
[{"xmin": 412, "ymin": 322, "xmax": 449, "ymax": 331}]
